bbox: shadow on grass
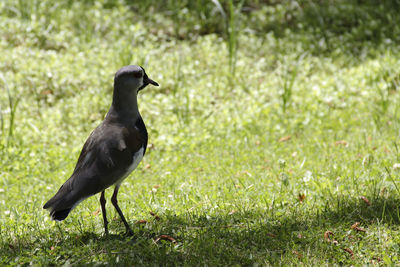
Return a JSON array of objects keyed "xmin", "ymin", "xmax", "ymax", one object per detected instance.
[{"xmin": 1, "ymin": 194, "xmax": 399, "ymax": 265}]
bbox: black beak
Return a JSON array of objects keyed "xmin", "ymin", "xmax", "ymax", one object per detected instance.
[
  {"xmin": 144, "ymin": 74, "xmax": 159, "ymax": 87},
  {"xmin": 138, "ymin": 74, "xmax": 159, "ymax": 91}
]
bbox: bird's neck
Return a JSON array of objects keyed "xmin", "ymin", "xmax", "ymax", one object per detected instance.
[{"xmin": 107, "ymin": 90, "xmax": 141, "ymax": 121}]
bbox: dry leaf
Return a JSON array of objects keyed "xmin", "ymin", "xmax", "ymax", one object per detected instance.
[
  {"xmin": 351, "ymin": 222, "xmax": 366, "ymax": 232},
  {"xmin": 40, "ymin": 89, "xmax": 53, "ymax": 95},
  {"xmin": 324, "ymin": 231, "xmax": 334, "ymax": 241},
  {"xmin": 360, "ymin": 196, "xmax": 371, "ymax": 206},
  {"xmin": 343, "ymin": 248, "xmax": 354, "ymax": 258},
  {"xmin": 145, "ymin": 164, "xmax": 151, "ymax": 169},
  {"xmin": 154, "ymin": 235, "xmax": 176, "ymax": 243},
  {"xmin": 135, "ymin": 220, "xmax": 148, "ymax": 224},
  {"xmin": 150, "ymin": 211, "xmax": 160, "ymax": 220},
  {"xmin": 298, "ymin": 193, "xmax": 306, "ymax": 203},
  {"xmin": 153, "ymin": 184, "xmax": 160, "ymax": 189},
  {"xmin": 335, "ymin": 140, "xmax": 348, "ymax": 146},
  {"xmin": 92, "ymin": 208, "xmax": 100, "ymax": 216},
  {"xmin": 266, "ymin": 233, "xmax": 276, "ymax": 238},
  {"xmin": 380, "ymin": 187, "xmax": 386, "ymax": 196},
  {"xmin": 235, "ymin": 184, "xmax": 242, "ymax": 188},
  {"xmin": 279, "ymin": 136, "xmax": 291, "ymax": 142},
  {"xmin": 292, "ymin": 250, "xmax": 302, "ymax": 259}
]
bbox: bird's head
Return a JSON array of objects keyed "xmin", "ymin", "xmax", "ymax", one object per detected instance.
[{"xmin": 114, "ymin": 65, "xmax": 159, "ymax": 93}]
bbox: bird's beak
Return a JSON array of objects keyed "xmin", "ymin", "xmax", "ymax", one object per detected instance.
[{"xmin": 145, "ymin": 75, "xmax": 159, "ymax": 87}]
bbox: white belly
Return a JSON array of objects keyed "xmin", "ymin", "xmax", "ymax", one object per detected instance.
[{"xmin": 117, "ymin": 147, "xmax": 144, "ymax": 185}]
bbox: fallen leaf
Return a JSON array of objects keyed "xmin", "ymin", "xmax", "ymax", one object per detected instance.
[
  {"xmin": 40, "ymin": 89, "xmax": 53, "ymax": 95},
  {"xmin": 360, "ymin": 196, "xmax": 371, "ymax": 206},
  {"xmin": 343, "ymin": 248, "xmax": 354, "ymax": 258},
  {"xmin": 153, "ymin": 184, "xmax": 160, "ymax": 189},
  {"xmin": 150, "ymin": 211, "xmax": 160, "ymax": 220},
  {"xmin": 298, "ymin": 193, "xmax": 306, "ymax": 203},
  {"xmin": 154, "ymin": 235, "xmax": 176, "ymax": 243},
  {"xmin": 351, "ymin": 222, "xmax": 366, "ymax": 233},
  {"xmin": 235, "ymin": 184, "xmax": 242, "ymax": 188},
  {"xmin": 372, "ymin": 256, "xmax": 382, "ymax": 262},
  {"xmin": 266, "ymin": 233, "xmax": 276, "ymax": 238},
  {"xmin": 292, "ymin": 250, "xmax": 302, "ymax": 259},
  {"xmin": 135, "ymin": 220, "xmax": 148, "ymax": 224},
  {"xmin": 279, "ymin": 136, "xmax": 291, "ymax": 142},
  {"xmin": 93, "ymin": 208, "xmax": 100, "ymax": 216},
  {"xmin": 335, "ymin": 140, "xmax": 348, "ymax": 146},
  {"xmin": 380, "ymin": 187, "xmax": 386, "ymax": 196},
  {"xmin": 324, "ymin": 231, "xmax": 334, "ymax": 241},
  {"xmin": 145, "ymin": 164, "xmax": 151, "ymax": 169}
]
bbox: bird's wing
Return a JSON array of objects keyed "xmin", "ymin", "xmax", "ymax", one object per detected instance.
[{"xmin": 44, "ymin": 122, "xmax": 145, "ymax": 212}]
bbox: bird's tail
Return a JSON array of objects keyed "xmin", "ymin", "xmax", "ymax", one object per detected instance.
[{"xmin": 43, "ymin": 179, "xmax": 82, "ymax": 221}]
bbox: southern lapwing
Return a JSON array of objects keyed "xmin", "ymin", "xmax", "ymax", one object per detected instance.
[{"xmin": 43, "ymin": 65, "xmax": 159, "ymax": 235}]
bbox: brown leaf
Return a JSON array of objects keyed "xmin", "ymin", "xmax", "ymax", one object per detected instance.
[
  {"xmin": 361, "ymin": 196, "xmax": 371, "ymax": 206},
  {"xmin": 135, "ymin": 220, "xmax": 148, "ymax": 224},
  {"xmin": 149, "ymin": 211, "xmax": 160, "ymax": 220},
  {"xmin": 343, "ymin": 248, "xmax": 354, "ymax": 258},
  {"xmin": 154, "ymin": 235, "xmax": 176, "ymax": 243},
  {"xmin": 145, "ymin": 164, "xmax": 151, "ymax": 169},
  {"xmin": 298, "ymin": 193, "xmax": 306, "ymax": 203},
  {"xmin": 40, "ymin": 89, "xmax": 53, "ymax": 95},
  {"xmin": 266, "ymin": 233, "xmax": 276, "ymax": 238},
  {"xmin": 351, "ymin": 222, "xmax": 366, "ymax": 233},
  {"xmin": 292, "ymin": 250, "xmax": 302, "ymax": 259},
  {"xmin": 279, "ymin": 136, "xmax": 291, "ymax": 142},
  {"xmin": 92, "ymin": 208, "xmax": 100, "ymax": 216},
  {"xmin": 335, "ymin": 140, "xmax": 348, "ymax": 146},
  {"xmin": 324, "ymin": 231, "xmax": 334, "ymax": 241},
  {"xmin": 153, "ymin": 184, "xmax": 160, "ymax": 189}
]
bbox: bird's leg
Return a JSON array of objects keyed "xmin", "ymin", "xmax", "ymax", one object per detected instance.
[
  {"xmin": 111, "ymin": 185, "xmax": 133, "ymax": 235},
  {"xmin": 100, "ymin": 190, "xmax": 109, "ymax": 235}
]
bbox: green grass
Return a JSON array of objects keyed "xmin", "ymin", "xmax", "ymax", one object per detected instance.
[{"xmin": 1, "ymin": 0, "xmax": 400, "ymax": 265}]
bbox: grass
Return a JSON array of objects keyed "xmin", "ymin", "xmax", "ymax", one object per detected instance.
[{"xmin": 1, "ymin": 0, "xmax": 400, "ymax": 265}]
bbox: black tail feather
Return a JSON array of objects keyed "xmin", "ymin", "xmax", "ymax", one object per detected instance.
[{"xmin": 51, "ymin": 208, "xmax": 72, "ymax": 221}]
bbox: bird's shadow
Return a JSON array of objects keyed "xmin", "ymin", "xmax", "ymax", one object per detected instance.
[
  {"xmin": 2, "ymin": 194, "xmax": 399, "ymax": 265},
  {"xmin": 45, "ymin": 193, "xmax": 400, "ymax": 265}
]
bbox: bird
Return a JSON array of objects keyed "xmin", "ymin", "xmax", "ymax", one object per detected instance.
[{"xmin": 43, "ymin": 65, "xmax": 159, "ymax": 235}]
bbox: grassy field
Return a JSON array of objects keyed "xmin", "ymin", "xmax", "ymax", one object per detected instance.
[{"xmin": 1, "ymin": 0, "xmax": 400, "ymax": 265}]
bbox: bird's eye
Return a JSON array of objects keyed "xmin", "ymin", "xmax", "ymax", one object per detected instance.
[{"xmin": 133, "ymin": 71, "xmax": 143, "ymax": 78}]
